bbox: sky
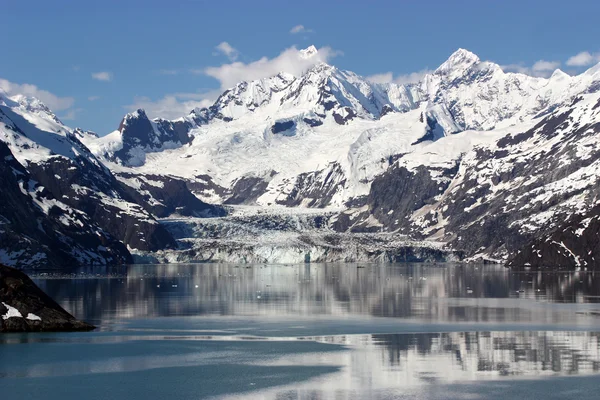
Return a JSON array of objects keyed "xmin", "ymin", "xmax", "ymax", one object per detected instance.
[{"xmin": 1, "ymin": 0, "xmax": 600, "ymax": 134}]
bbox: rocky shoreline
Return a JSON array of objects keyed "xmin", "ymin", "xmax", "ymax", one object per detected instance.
[{"xmin": 0, "ymin": 264, "xmax": 94, "ymax": 332}]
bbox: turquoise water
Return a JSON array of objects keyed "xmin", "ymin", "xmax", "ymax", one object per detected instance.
[{"xmin": 2, "ymin": 263, "xmax": 600, "ymax": 399}]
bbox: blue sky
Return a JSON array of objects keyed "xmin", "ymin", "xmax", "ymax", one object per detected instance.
[{"xmin": 2, "ymin": 0, "xmax": 600, "ymax": 134}]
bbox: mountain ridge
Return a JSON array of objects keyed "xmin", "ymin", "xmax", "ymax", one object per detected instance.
[{"xmin": 2, "ymin": 47, "xmax": 600, "ymax": 268}]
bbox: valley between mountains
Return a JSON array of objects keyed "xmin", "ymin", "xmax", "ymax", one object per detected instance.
[{"xmin": 2, "ymin": 47, "xmax": 600, "ymax": 269}]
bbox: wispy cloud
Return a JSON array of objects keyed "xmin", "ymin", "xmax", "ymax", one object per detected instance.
[
  {"xmin": 125, "ymin": 90, "xmax": 221, "ymax": 120},
  {"xmin": 59, "ymin": 108, "xmax": 83, "ymax": 121},
  {"xmin": 201, "ymin": 45, "xmax": 340, "ymax": 89},
  {"xmin": 91, "ymin": 71, "xmax": 113, "ymax": 81},
  {"xmin": 366, "ymin": 69, "xmax": 432, "ymax": 85},
  {"xmin": 0, "ymin": 78, "xmax": 75, "ymax": 111},
  {"xmin": 566, "ymin": 51, "xmax": 600, "ymax": 67},
  {"xmin": 88, "ymin": 96, "xmax": 100, "ymax": 101},
  {"xmin": 214, "ymin": 42, "xmax": 239, "ymax": 61},
  {"xmin": 501, "ymin": 59, "xmax": 561, "ymax": 78},
  {"xmin": 532, "ymin": 60, "xmax": 561, "ymax": 73},
  {"xmin": 290, "ymin": 25, "xmax": 313, "ymax": 34}
]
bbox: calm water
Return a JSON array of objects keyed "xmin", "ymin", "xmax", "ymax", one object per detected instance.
[{"xmin": 3, "ymin": 263, "xmax": 600, "ymax": 399}]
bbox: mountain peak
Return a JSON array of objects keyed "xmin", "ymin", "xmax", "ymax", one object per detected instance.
[
  {"xmin": 5, "ymin": 94, "xmax": 63, "ymax": 125},
  {"xmin": 126, "ymin": 109, "xmax": 149, "ymax": 120},
  {"xmin": 299, "ymin": 45, "xmax": 318, "ymax": 60},
  {"xmin": 119, "ymin": 109, "xmax": 149, "ymax": 133},
  {"xmin": 550, "ymin": 69, "xmax": 570, "ymax": 80},
  {"xmin": 436, "ymin": 48, "xmax": 481, "ymax": 74}
]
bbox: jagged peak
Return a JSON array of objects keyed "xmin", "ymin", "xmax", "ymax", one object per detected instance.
[
  {"xmin": 550, "ymin": 69, "xmax": 570, "ymax": 80},
  {"xmin": 305, "ymin": 61, "xmax": 335, "ymax": 74},
  {"xmin": 299, "ymin": 45, "xmax": 318, "ymax": 60},
  {"xmin": 124, "ymin": 109, "xmax": 148, "ymax": 120},
  {"xmin": 436, "ymin": 48, "xmax": 481, "ymax": 74},
  {"xmin": 119, "ymin": 109, "xmax": 151, "ymax": 132},
  {"xmin": 2, "ymin": 93, "xmax": 64, "ymax": 125},
  {"xmin": 8, "ymin": 94, "xmax": 53, "ymax": 113}
]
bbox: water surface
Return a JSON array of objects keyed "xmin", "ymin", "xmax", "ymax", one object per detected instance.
[{"xmin": 2, "ymin": 263, "xmax": 600, "ymax": 399}]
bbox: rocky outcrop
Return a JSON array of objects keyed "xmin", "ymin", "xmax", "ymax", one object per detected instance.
[
  {"xmin": 224, "ymin": 175, "xmax": 272, "ymax": 205},
  {"xmin": 0, "ymin": 264, "xmax": 94, "ymax": 332},
  {"xmin": 117, "ymin": 172, "xmax": 226, "ymax": 218},
  {"xmin": 111, "ymin": 109, "xmax": 193, "ymax": 166},
  {"xmin": 276, "ymin": 163, "xmax": 346, "ymax": 208},
  {"xmin": 366, "ymin": 164, "xmax": 457, "ymax": 235}
]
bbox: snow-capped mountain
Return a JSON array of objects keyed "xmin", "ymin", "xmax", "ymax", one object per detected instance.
[
  {"xmin": 3, "ymin": 46, "xmax": 600, "ymax": 268},
  {"xmin": 357, "ymin": 90, "xmax": 600, "ymax": 263},
  {"xmin": 87, "ymin": 46, "xmax": 600, "ymax": 266},
  {"xmin": 0, "ymin": 91, "xmax": 224, "ymax": 268},
  {"xmin": 93, "ymin": 48, "xmax": 599, "ymax": 203}
]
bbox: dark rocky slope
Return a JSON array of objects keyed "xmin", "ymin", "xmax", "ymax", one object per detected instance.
[
  {"xmin": 117, "ymin": 172, "xmax": 226, "ymax": 218},
  {"xmin": 0, "ymin": 264, "xmax": 94, "ymax": 332},
  {"xmin": 0, "ymin": 140, "xmax": 132, "ymax": 268},
  {"xmin": 508, "ymin": 203, "xmax": 600, "ymax": 269},
  {"xmin": 24, "ymin": 142, "xmax": 177, "ymax": 253}
]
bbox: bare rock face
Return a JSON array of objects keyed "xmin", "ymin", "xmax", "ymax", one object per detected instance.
[
  {"xmin": 0, "ymin": 264, "xmax": 94, "ymax": 332},
  {"xmin": 507, "ymin": 204, "xmax": 600, "ymax": 270}
]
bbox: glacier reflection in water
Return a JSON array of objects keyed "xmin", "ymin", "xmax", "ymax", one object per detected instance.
[
  {"xmin": 3, "ymin": 263, "xmax": 599, "ymax": 400},
  {"xmin": 32, "ymin": 263, "xmax": 600, "ymax": 325}
]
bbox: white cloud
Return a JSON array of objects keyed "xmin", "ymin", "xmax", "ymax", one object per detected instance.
[
  {"xmin": 91, "ymin": 71, "xmax": 113, "ymax": 81},
  {"xmin": 0, "ymin": 78, "xmax": 74, "ymax": 111},
  {"xmin": 366, "ymin": 69, "xmax": 432, "ymax": 85},
  {"xmin": 201, "ymin": 46, "xmax": 340, "ymax": 89},
  {"xmin": 532, "ymin": 60, "xmax": 560, "ymax": 72},
  {"xmin": 566, "ymin": 51, "xmax": 600, "ymax": 67},
  {"xmin": 393, "ymin": 70, "xmax": 433, "ymax": 85},
  {"xmin": 501, "ymin": 60, "xmax": 561, "ymax": 78},
  {"xmin": 88, "ymin": 96, "xmax": 100, "ymax": 101},
  {"xmin": 215, "ymin": 42, "xmax": 239, "ymax": 61},
  {"xmin": 290, "ymin": 25, "xmax": 313, "ymax": 34},
  {"xmin": 125, "ymin": 91, "xmax": 221, "ymax": 120},
  {"xmin": 365, "ymin": 72, "xmax": 394, "ymax": 84},
  {"xmin": 499, "ymin": 64, "xmax": 526, "ymax": 74}
]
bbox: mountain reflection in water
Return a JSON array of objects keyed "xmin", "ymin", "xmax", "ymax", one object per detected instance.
[
  {"xmin": 2, "ymin": 263, "xmax": 600, "ymax": 400},
  {"xmin": 31, "ymin": 263, "xmax": 600, "ymax": 325}
]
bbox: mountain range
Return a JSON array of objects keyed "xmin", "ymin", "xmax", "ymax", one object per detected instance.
[{"xmin": 1, "ymin": 46, "xmax": 599, "ymax": 269}]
